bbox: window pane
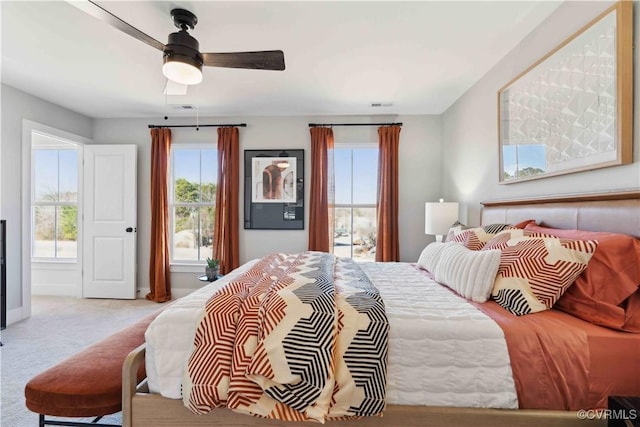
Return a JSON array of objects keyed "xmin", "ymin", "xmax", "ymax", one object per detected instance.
[
  {"xmin": 174, "ymin": 177, "xmax": 201, "ymax": 204},
  {"xmin": 33, "ymin": 205, "xmax": 55, "ymax": 257},
  {"xmin": 200, "ymin": 149, "xmax": 217, "ymax": 203},
  {"xmin": 174, "ymin": 150, "xmax": 200, "ymax": 203},
  {"xmin": 173, "ymin": 206, "xmax": 198, "ymax": 260},
  {"xmin": 333, "ymin": 207, "xmax": 352, "ymax": 258},
  {"xmin": 332, "ymin": 146, "xmax": 378, "ymax": 261},
  {"xmin": 58, "ymin": 150, "xmax": 78, "ymax": 202},
  {"xmin": 56, "ymin": 206, "xmax": 77, "ymax": 258},
  {"xmin": 352, "ymin": 207, "xmax": 376, "ymax": 261},
  {"xmin": 34, "ymin": 150, "xmax": 59, "ymax": 202},
  {"xmin": 333, "ymin": 207, "xmax": 377, "ymax": 261},
  {"xmin": 352, "ymin": 148, "xmax": 378, "ymax": 204},
  {"xmin": 334, "ymin": 148, "xmax": 352, "ymax": 204},
  {"xmin": 171, "ymin": 147, "xmax": 217, "ymax": 263},
  {"xmin": 200, "ymin": 181, "xmax": 216, "ymax": 203},
  {"xmin": 199, "ymin": 206, "xmax": 215, "ymax": 261}
]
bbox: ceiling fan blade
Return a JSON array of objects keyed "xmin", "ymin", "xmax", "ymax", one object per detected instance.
[
  {"xmin": 202, "ymin": 51, "xmax": 285, "ymax": 71},
  {"xmin": 70, "ymin": 0, "xmax": 165, "ymax": 52}
]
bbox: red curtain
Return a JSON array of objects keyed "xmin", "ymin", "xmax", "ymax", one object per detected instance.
[
  {"xmin": 308, "ymin": 127, "xmax": 334, "ymax": 252},
  {"xmin": 213, "ymin": 127, "xmax": 240, "ymax": 274},
  {"xmin": 147, "ymin": 128, "xmax": 172, "ymax": 302},
  {"xmin": 376, "ymin": 125, "xmax": 401, "ymax": 262}
]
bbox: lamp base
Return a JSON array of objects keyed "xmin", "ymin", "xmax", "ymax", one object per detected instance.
[{"xmin": 435, "ymin": 235, "xmax": 444, "ymax": 243}]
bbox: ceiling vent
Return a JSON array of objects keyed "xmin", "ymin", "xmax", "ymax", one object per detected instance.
[
  {"xmin": 169, "ymin": 104, "xmax": 196, "ymax": 110},
  {"xmin": 370, "ymin": 102, "xmax": 393, "ymax": 107}
]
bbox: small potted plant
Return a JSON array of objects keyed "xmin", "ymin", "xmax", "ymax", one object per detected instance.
[{"xmin": 205, "ymin": 257, "xmax": 220, "ymax": 281}]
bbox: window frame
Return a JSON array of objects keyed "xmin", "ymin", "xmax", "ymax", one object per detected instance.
[
  {"xmin": 168, "ymin": 143, "xmax": 217, "ymax": 268},
  {"xmin": 332, "ymin": 142, "xmax": 378, "ymax": 260},
  {"xmin": 31, "ymin": 132, "xmax": 80, "ymax": 262}
]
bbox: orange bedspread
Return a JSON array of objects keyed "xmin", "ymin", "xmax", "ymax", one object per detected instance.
[{"xmin": 474, "ymin": 300, "xmax": 640, "ymax": 410}]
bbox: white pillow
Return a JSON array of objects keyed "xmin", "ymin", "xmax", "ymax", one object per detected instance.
[
  {"xmin": 416, "ymin": 242, "xmax": 448, "ymax": 272},
  {"xmin": 433, "ymin": 243, "xmax": 501, "ymax": 303}
]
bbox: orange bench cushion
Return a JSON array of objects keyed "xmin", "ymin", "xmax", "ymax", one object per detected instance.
[{"xmin": 25, "ymin": 311, "xmax": 160, "ymax": 417}]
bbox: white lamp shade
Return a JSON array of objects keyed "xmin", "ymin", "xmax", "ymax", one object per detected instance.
[
  {"xmin": 425, "ymin": 201, "xmax": 459, "ymax": 236},
  {"xmin": 162, "ymin": 61, "xmax": 203, "ymax": 85}
]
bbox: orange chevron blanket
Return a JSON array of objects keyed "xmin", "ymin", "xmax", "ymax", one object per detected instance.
[{"xmin": 182, "ymin": 251, "xmax": 389, "ymax": 422}]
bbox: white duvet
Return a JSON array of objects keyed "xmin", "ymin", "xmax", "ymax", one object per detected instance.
[{"xmin": 145, "ymin": 260, "xmax": 518, "ymax": 409}]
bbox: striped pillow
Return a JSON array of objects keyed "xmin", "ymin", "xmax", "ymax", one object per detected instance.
[
  {"xmin": 448, "ymin": 224, "xmax": 514, "ymax": 250},
  {"xmin": 489, "ymin": 233, "xmax": 598, "ymax": 315},
  {"xmin": 445, "ymin": 221, "xmax": 468, "ymax": 242}
]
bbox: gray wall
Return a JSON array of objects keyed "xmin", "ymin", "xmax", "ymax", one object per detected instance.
[
  {"xmin": 9, "ymin": 0, "xmax": 632, "ymax": 314},
  {"xmin": 441, "ymin": 1, "xmax": 640, "ymax": 226},
  {"xmin": 2, "ymin": 81, "xmax": 440, "ymax": 318},
  {"xmin": 1, "ymin": 84, "xmax": 93, "ymax": 318},
  {"xmin": 93, "ymin": 114, "xmax": 441, "ymax": 296}
]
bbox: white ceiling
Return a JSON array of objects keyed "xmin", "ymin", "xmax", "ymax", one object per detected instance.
[{"xmin": 1, "ymin": 1, "xmax": 562, "ymax": 119}]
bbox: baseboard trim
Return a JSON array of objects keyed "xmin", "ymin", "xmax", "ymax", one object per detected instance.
[{"xmin": 6, "ymin": 307, "xmax": 24, "ymax": 326}]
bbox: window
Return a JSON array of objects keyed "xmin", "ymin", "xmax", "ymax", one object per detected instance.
[
  {"xmin": 170, "ymin": 146, "xmax": 217, "ymax": 263},
  {"xmin": 32, "ymin": 133, "xmax": 79, "ymax": 259},
  {"xmin": 333, "ymin": 144, "xmax": 378, "ymax": 261}
]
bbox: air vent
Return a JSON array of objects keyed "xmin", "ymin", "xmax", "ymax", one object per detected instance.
[
  {"xmin": 370, "ymin": 102, "xmax": 393, "ymax": 107},
  {"xmin": 169, "ymin": 104, "xmax": 196, "ymax": 110}
]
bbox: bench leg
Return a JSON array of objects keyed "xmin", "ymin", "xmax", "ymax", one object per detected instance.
[{"xmin": 38, "ymin": 413, "xmax": 121, "ymax": 427}]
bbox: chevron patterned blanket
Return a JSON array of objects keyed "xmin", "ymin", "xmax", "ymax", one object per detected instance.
[{"xmin": 182, "ymin": 251, "xmax": 389, "ymax": 422}]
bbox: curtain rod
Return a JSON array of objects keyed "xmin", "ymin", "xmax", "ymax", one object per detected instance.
[
  {"xmin": 148, "ymin": 123, "xmax": 247, "ymax": 129},
  {"xmin": 308, "ymin": 122, "xmax": 402, "ymax": 127}
]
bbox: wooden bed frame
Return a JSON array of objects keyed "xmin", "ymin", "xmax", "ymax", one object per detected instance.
[{"xmin": 122, "ymin": 190, "xmax": 640, "ymax": 427}]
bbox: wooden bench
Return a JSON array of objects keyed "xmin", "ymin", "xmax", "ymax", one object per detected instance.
[{"xmin": 25, "ymin": 311, "xmax": 161, "ymax": 427}]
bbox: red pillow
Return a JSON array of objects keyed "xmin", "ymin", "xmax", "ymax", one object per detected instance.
[
  {"xmin": 624, "ymin": 292, "xmax": 640, "ymax": 331},
  {"xmin": 524, "ymin": 223, "xmax": 640, "ymax": 332}
]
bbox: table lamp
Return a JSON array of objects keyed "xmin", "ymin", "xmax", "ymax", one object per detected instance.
[{"xmin": 425, "ymin": 199, "xmax": 459, "ymax": 242}]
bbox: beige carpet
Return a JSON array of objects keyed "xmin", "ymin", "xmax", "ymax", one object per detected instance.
[{"xmin": 0, "ymin": 295, "xmax": 163, "ymax": 427}]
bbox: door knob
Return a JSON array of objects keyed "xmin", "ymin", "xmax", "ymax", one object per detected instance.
[{"xmin": 126, "ymin": 227, "xmax": 133, "ymax": 232}]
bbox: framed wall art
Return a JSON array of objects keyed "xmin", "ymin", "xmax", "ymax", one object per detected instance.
[
  {"xmin": 498, "ymin": 1, "xmax": 633, "ymax": 183},
  {"xmin": 244, "ymin": 149, "xmax": 304, "ymax": 229}
]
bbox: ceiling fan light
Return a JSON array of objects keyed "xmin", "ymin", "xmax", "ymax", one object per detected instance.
[{"xmin": 162, "ymin": 57, "xmax": 203, "ymax": 85}]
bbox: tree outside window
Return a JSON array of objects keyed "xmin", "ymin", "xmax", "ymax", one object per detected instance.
[{"xmin": 170, "ymin": 148, "xmax": 217, "ymax": 262}]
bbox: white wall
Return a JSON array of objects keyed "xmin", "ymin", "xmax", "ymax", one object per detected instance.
[
  {"xmin": 1, "ymin": 84, "xmax": 93, "ymax": 322},
  {"xmin": 441, "ymin": 1, "xmax": 640, "ymax": 226},
  {"xmin": 93, "ymin": 114, "xmax": 441, "ymax": 296},
  {"xmin": 31, "ymin": 263, "xmax": 80, "ymax": 296}
]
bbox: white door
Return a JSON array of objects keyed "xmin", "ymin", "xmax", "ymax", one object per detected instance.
[{"xmin": 83, "ymin": 145, "xmax": 137, "ymax": 299}]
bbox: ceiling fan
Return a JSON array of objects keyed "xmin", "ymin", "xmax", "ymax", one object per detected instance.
[{"xmin": 73, "ymin": 1, "xmax": 285, "ymax": 88}]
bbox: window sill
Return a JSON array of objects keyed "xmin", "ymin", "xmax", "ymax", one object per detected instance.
[
  {"xmin": 32, "ymin": 259, "xmax": 77, "ymax": 265},
  {"xmin": 170, "ymin": 264, "xmax": 205, "ymax": 274},
  {"xmin": 32, "ymin": 260, "xmax": 78, "ymax": 271}
]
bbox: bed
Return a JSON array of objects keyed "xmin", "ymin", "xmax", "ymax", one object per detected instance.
[{"xmin": 122, "ymin": 190, "xmax": 640, "ymax": 427}]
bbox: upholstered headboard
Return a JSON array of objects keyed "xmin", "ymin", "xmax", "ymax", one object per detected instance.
[{"xmin": 481, "ymin": 190, "xmax": 640, "ymax": 239}]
